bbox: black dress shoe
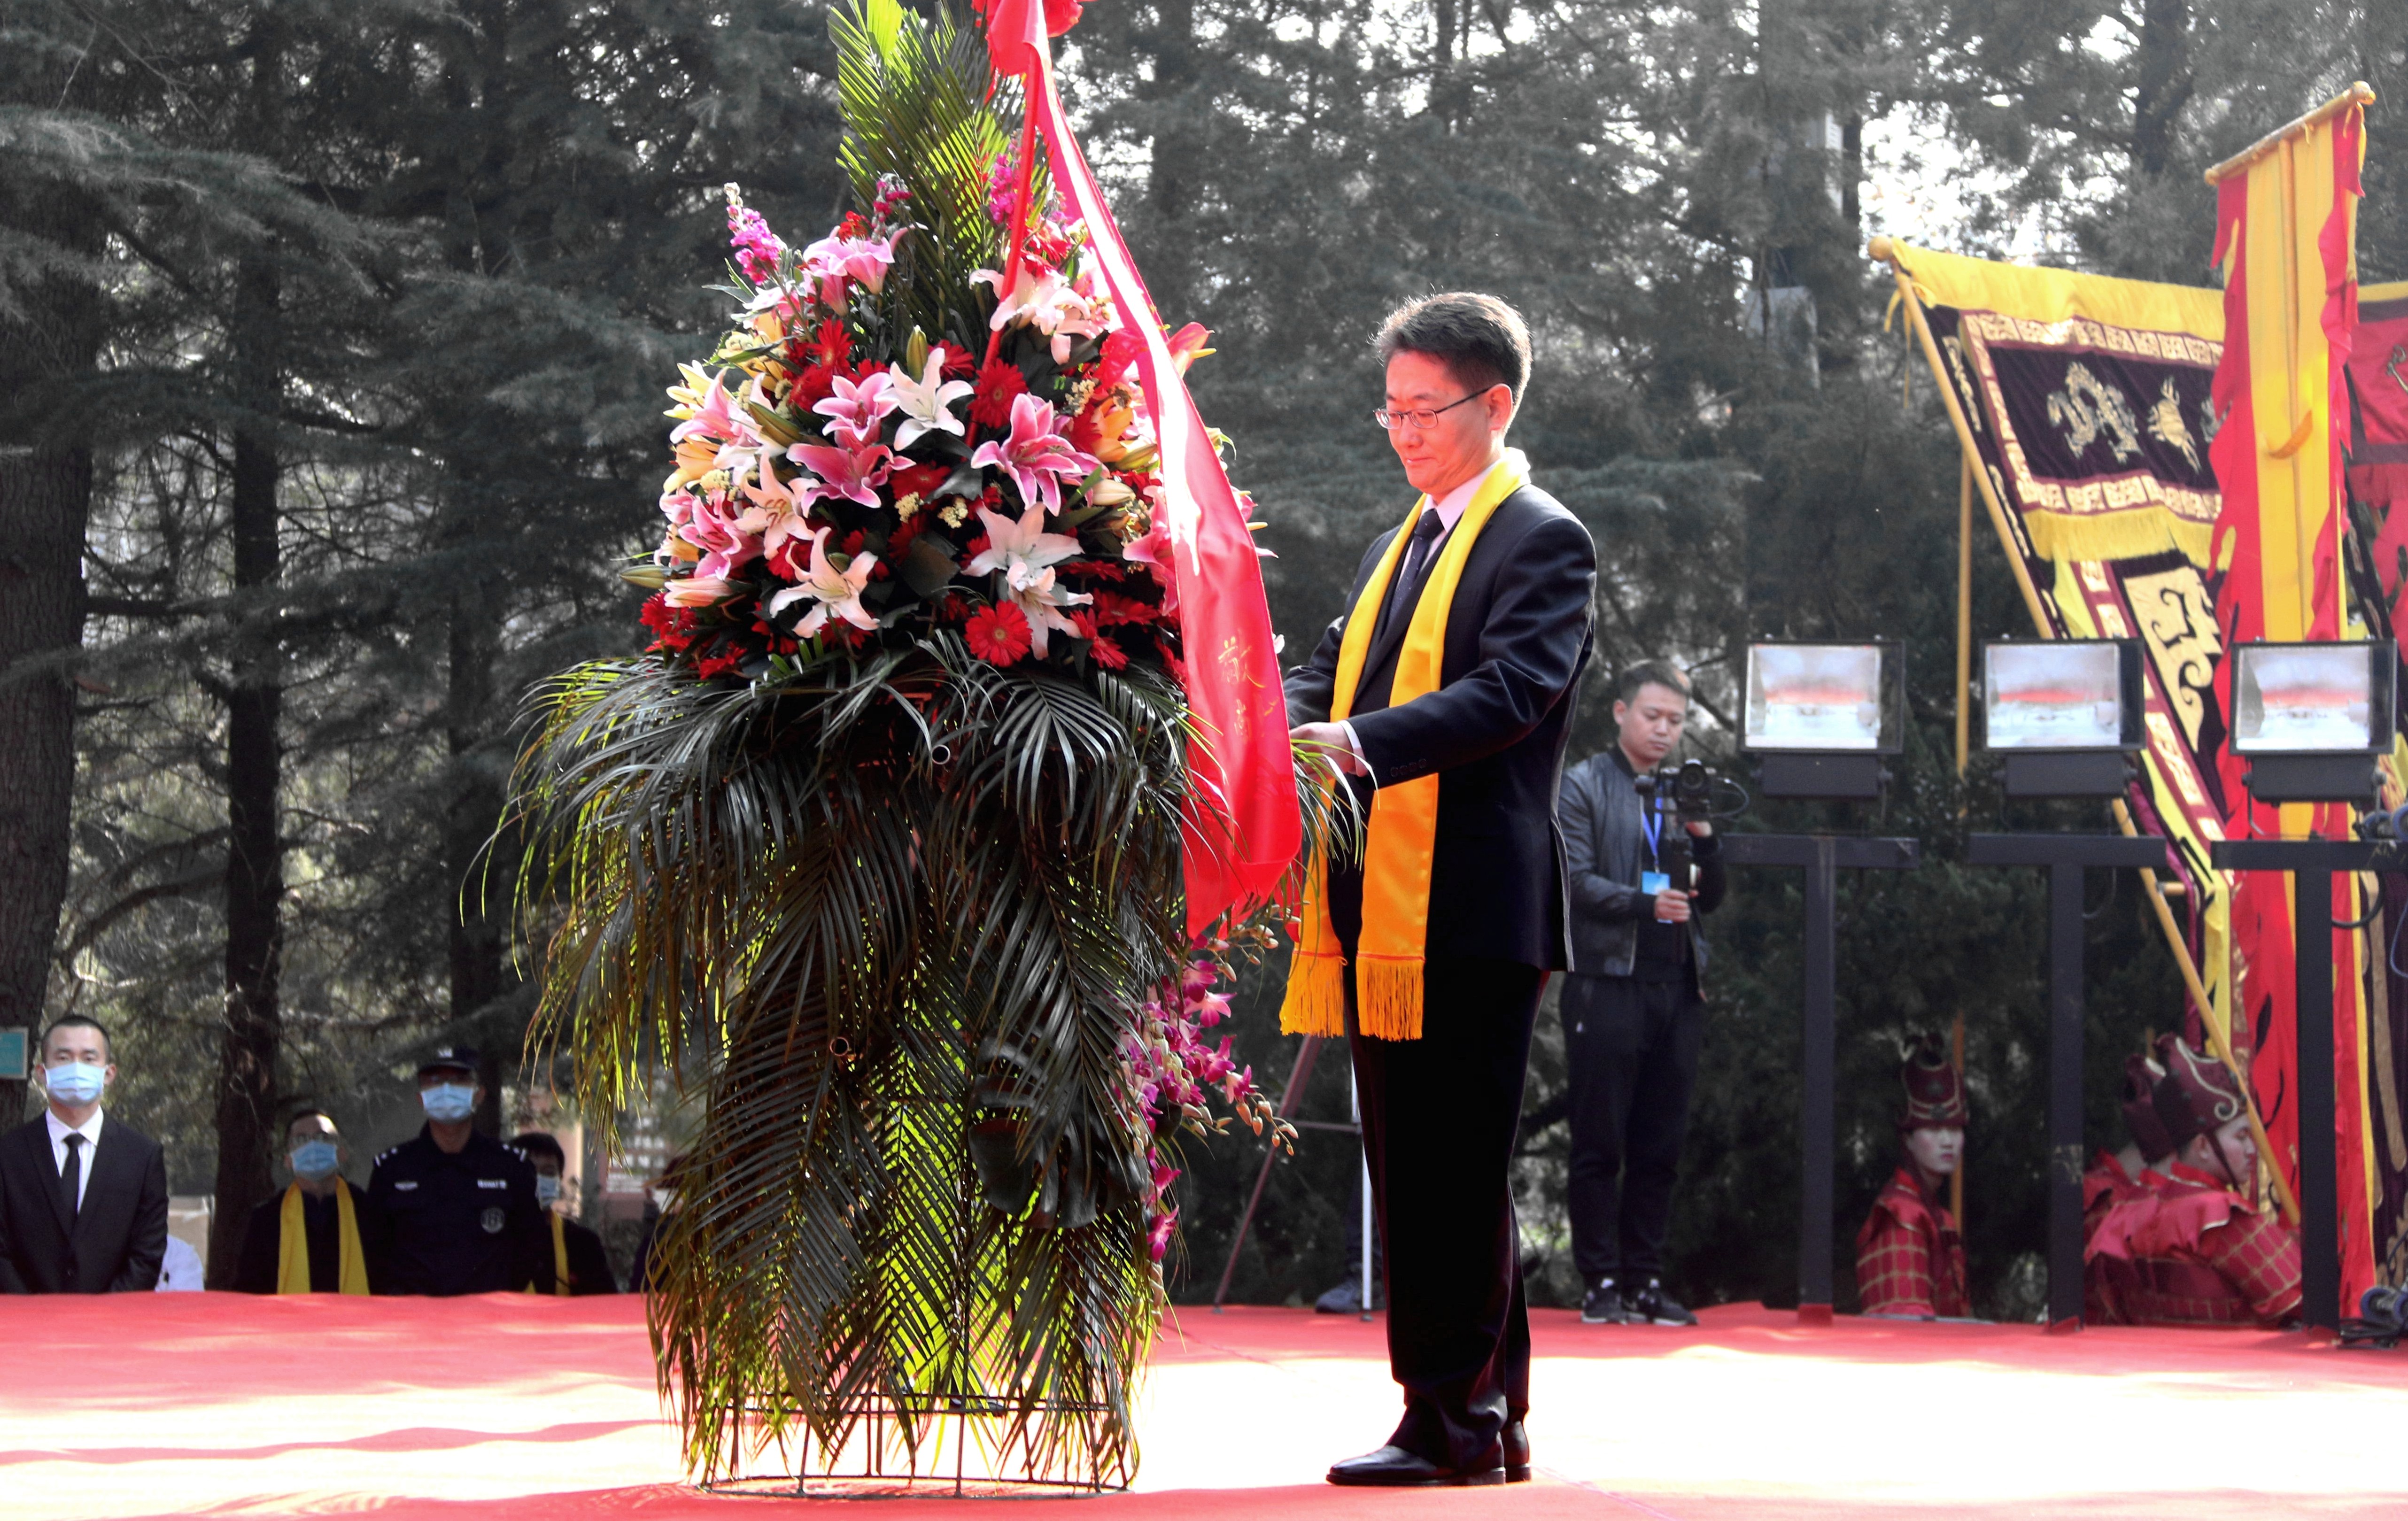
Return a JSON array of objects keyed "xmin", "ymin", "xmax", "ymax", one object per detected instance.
[
  {"xmin": 1327, "ymin": 1444, "xmax": 1506, "ymax": 1488},
  {"xmin": 1502, "ymin": 1420, "xmax": 1531, "ymax": 1482}
]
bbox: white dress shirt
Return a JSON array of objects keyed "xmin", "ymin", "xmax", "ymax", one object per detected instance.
[
  {"xmin": 1338, "ymin": 455, "xmax": 1514, "ymax": 781},
  {"xmin": 46, "ymin": 1108, "xmax": 105, "ymax": 1213}
]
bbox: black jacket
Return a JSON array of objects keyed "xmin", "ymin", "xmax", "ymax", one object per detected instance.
[
  {"xmin": 0, "ymin": 1114, "xmax": 168, "ymax": 1293},
  {"xmin": 364, "ymin": 1127, "xmax": 552, "ymax": 1295},
  {"xmin": 1286, "ymin": 482, "xmax": 1596, "ymax": 969},
  {"xmin": 235, "ymin": 1180, "xmax": 371, "ymax": 1293},
  {"xmin": 1559, "ymin": 748, "xmax": 1726, "ymax": 982},
  {"xmin": 554, "ymin": 1214, "xmax": 619, "ymax": 1295}
]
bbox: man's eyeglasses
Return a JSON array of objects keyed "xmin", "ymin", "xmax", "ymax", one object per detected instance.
[{"xmin": 1372, "ymin": 392, "xmax": 1484, "ymax": 432}]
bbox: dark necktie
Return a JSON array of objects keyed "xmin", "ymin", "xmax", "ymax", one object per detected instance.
[
  {"xmin": 1373, "ymin": 509, "xmax": 1448, "ymax": 651},
  {"xmin": 60, "ymin": 1132, "xmax": 84, "ymax": 1220},
  {"xmin": 1398, "ymin": 508, "xmax": 1447, "ymax": 593}
]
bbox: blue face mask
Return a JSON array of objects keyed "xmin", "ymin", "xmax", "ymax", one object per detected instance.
[
  {"xmin": 42, "ymin": 1061, "xmax": 106, "ymax": 1107},
  {"xmin": 289, "ymin": 1140, "xmax": 341, "ymax": 1181},
  {"xmin": 421, "ymin": 1083, "xmax": 477, "ymax": 1124},
  {"xmin": 534, "ymin": 1174, "xmax": 562, "ymax": 1206}
]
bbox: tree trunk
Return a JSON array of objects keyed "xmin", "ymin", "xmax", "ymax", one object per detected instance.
[
  {"xmin": 0, "ymin": 44, "xmax": 107, "ymax": 1122},
  {"xmin": 207, "ymin": 253, "xmax": 285, "ymax": 1288},
  {"xmin": 447, "ymin": 598, "xmax": 513, "ymax": 1136},
  {"xmin": 2131, "ymin": 0, "xmax": 2192, "ymax": 180},
  {"xmin": 1142, "ymin": 0, "xmax": 1197, "ymax": 323}
]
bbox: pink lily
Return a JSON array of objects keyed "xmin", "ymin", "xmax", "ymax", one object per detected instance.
[
  {"xmin": 802, "ymin": 228, "xmax": 902, "ymax": 305},
  {"xmin": 684, "ymin": 493, "xmax": 762, "ymax": 581},
  {"xmin": 663, "ymin": 572, "xmax": 740, "ymax": 608},
  {"xmin": 969, "ymin": 392, "xmax": 1099, "ymax": 514},
  {"xmin": 764, "ymin": 527, "xmax": 879, "ymax": 637},
  {"xmin": 1120, "ymin": 516, "xmax": 1181, "ymax": 616},
  {"xmin": 787, "ymin": 438, "xmax": 892, "ymax": 511},
  {"xmin": 812, "ymin": 371, "xmax": 900, "ymax": 448}
]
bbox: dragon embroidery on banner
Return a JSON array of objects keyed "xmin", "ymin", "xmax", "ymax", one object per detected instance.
[
  {"xmin": 2048, "ymin": 362, "xmax": 2143, "ymax": 463},
  {"xmin": 2149, "ymin": 377, "xmax": 2203, "ymax": 472}
]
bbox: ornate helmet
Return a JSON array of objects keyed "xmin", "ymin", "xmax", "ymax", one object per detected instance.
[
  {"xmin": 2150, "ymin": 1033, "xmax": 2246, "ymax": 1151},
  {"xmin": 2121, "ymin": 1051, "xmax": 2174, "ymax": 1162},
  {"xmin": 1898, "ymin": 1034, "xmax": 1968, "ymax": 1131}
]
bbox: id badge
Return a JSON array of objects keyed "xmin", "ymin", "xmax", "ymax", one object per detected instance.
[{"xmin": 1642, "ymin": 870, "xmax": 1672, "ymax": 922}]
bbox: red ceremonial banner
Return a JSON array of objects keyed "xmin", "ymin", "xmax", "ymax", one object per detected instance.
[{"xmin": 984, "ymin": 0, "xmax": 1300, "ymax": 939}]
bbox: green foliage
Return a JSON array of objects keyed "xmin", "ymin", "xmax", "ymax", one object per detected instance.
[{"xmin": 512, "ymin": 637, "xmax": 1186, "ymax": 1481}]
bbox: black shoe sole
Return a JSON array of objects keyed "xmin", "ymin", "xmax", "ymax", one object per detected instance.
[
  {"xmin": 1506, "ymin": 1465, "xmax": 1533, "ymax": 1483},
  {"xmin": 1328, "ymin": 1468, "xmax": 1507, "ymax": 1488},
  {"xmin": 1579, "ymin": 1311, "xmax": 1624, "ymax": 1324}
]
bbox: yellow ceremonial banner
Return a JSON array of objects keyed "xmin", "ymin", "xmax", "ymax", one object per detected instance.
[
  {"xmin": 2206, "ymin": 86, "xmax": 2382, "ymax": 1303},
  {"xmin": 1874, "ymin": 237, "xmax": 2235, "ymax": 1034}
]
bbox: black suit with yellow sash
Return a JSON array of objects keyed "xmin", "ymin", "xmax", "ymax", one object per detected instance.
[{"xmin": 1285, "ymin": 462, "xmax": 1595, "ymax": 1469}]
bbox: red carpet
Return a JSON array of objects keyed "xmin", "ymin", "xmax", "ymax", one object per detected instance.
[{"xmin": 8, "ymin": 1293, "xmax": 2407, "ymax": 1518}]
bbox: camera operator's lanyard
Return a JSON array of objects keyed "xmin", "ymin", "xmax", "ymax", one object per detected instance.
[{"xmin": 1642, "ymin": 804, "xmax": 1663, "ymax": 868}]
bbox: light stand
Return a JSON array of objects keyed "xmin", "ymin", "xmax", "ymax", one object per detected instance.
[
  {"xmin": 1966, "ymin": 637, "xmax": 2163, "ymax": 1328},
  {"xmin": 2207, "ymin": 639, "xmax": 2396, "ymax": 1333},
  {"xmin": 1731, "ymin": 641, "xmax": 1919, "ymax": 1322}
]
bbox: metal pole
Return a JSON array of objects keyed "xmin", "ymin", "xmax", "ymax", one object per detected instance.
[
  {"xmin": 1799, "ymin": 836, "xmax": 1837, "ymax": 1314},
  {"xmin": 2047, "ymin": 859, "xmax": 2086, "ymax": 1328},
  {"xmin": 2297, "ymin": 865, "xmax": 2340, "ymax": 1330},
  {"xmin": 1355, "ymin": 1073, "xmax": 1373, "ymax": 1321}
]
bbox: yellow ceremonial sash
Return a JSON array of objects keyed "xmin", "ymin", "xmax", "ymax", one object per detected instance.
[
  {"xmin": 550, "ymin": 1212, "xmax": 572, "ymax": 1296},
  {"xmin": 1279, "ymin": 449, "xmax": 1531, "ymax": 1042},
  {"xmin": 276, "ymin": 1179, "xmax": 369, "ymax": 1295}
]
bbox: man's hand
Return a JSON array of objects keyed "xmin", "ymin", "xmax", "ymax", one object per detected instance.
[
  {"xmin": 1685, "ymin": 819, "xmax": 1714, "ymax": 838},
  {"xmin": 1292, "ymin": 721, "xmax": 1368, "ymax": 777},
  {"xmin": 1653, "ymin": 887, "xmax": 1693, "ymax": 923}
]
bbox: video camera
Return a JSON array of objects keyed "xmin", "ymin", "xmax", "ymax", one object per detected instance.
[{"xmin": 1633, "ymin": 759, "xmax": 1736, "ymax": 895}]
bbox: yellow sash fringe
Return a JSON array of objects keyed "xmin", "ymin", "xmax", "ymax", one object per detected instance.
[
  {"xmin": 277, "ymin": 1179, "xmax": 369, "ymax": 1295},
  {"xmin": 1279, "ymin": 450, "xmax": 1531, "ymax": 1042}
]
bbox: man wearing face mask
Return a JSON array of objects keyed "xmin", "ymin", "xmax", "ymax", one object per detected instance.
[
  {"xmin": 1855, "ymin": 1036, "xmax": 1970, "ymax": 1318},
  {"xmin": 511, "ymin": 1132, "xmax": 617, "ymax": 1295},
  {"xmin": 364, "ymin": 1046, "xmax": 552, "ymax": 1295},
  {"xmin": 234, "ymin": 1110, "xmax": 373, "ymax": 1294},
  {"xmin": 0, "ymin": 1016, "xmax": 169, "ymax": 1293}
]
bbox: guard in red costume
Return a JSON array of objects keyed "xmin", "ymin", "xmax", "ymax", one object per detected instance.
[
  {"xmin": 2086, "ymin": 1036, "xmax": 2301, "ymax": 1328},
  {"xmin": 2082, "ymin": 1052, "xmax": 2175, "ymax": 1324},
  {"xmin": 1855, "ymin": 1037, "xmax": 1969, "ymax": 1318}
]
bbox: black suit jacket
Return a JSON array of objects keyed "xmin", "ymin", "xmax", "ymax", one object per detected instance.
[
  {"xmin": 1285, "ymin": 481, "xmax": 1596, "ymax": 969},
  {"xmin": 0, "ymin": 1115, "xmax": 170, "ymax": 1293}
]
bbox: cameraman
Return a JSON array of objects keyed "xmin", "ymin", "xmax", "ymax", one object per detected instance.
[{"xmin": 1557, "ymin": 661, "xmax": 1724, "ymax": 1326}]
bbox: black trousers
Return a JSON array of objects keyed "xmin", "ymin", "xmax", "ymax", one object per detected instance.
[
  {"xmin": 1347, "ymin": 955, "xmax": 1540, "ymax": 1470},
  {"xmin": 1561, "ymin": 972, "xmax": 1704, "ymax": 1284}
]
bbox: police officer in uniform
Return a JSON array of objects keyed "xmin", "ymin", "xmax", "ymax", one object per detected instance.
[{"xmin": 365, "ymin": 1045, "xmax": 551, "ymax": 1295}]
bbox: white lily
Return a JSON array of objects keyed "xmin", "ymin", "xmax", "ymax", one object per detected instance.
[
  {"xmin": 887, "ymin": 350, "xmax": 974, "ymax": 450},
  {"xmin": 966, "ymin": 499, "xmax": 1090, "ymax": 656},
  {"xmin": 764, "ymin": 527, "xmax": 880, "ymax": 638}
]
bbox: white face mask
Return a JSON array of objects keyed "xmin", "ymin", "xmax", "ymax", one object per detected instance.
[{"xmin": 421, "ymin": 1083, "xmax": 477, "ymax": 1124}]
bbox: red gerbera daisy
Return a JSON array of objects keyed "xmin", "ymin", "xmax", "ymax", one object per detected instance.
[
  {"xmin": 1091, "ymin": 634, "xmax": 1130, "ymax": 671},
  {"xmin": 965, "ymin": 602, "xmax": 1033, "ymax": 665},
  {"xmin": 970, "ymin": 358, "xmax": 1028, "ymax": 431}
]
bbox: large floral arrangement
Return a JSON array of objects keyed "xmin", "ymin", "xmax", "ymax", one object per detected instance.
[
  {"xmin": 635, "ymin": 174, "xmax": 1213, "ymax": 685},
  {"xmin": 510, "ymin": 0, "xmax": 1325, "ymax": 1493}
]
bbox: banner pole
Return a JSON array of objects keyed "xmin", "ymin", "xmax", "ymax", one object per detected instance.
[
  {"xmin": 1956, "ymin": 456, "xmax": 1974, "ymax": 778},
  {"xmin": 2204, "ymin": 82, "xmax": 2375, "ymax": 186}
]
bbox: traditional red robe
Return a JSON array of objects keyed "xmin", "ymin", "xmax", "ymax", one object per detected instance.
[
  {"xmin": 2081, "ymin": 1150, "xmax": 2166, "ymax": 1325},
  {"xmin": 1855, "ymin": 1166, "xmax": 1968, "ymax": 1317},
  {"xmin": 2084, "ymin": 1160, "xmax": 2301, "ymax": 1328}
]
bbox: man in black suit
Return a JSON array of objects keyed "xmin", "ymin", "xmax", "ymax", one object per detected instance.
[
  {"xmin": 0, "ymin": 1015, "xmax": 169, "ymax": 1293},
  {"xmin": 1285, "ymin": 292, "xmax": 1595, "ymax": 1487}
]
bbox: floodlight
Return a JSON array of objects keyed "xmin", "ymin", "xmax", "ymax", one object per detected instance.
[
  {"xmin": 2230, "ymin": 640, "xmax": 2395, "ymax": 804},
  {"xmin": 1744, "ymin": 641, "xmax": 1902, "ymax": 798},
  {"xmin": 1979, "ymin": 639, "xmax": 2143, "ymax": 797}
]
